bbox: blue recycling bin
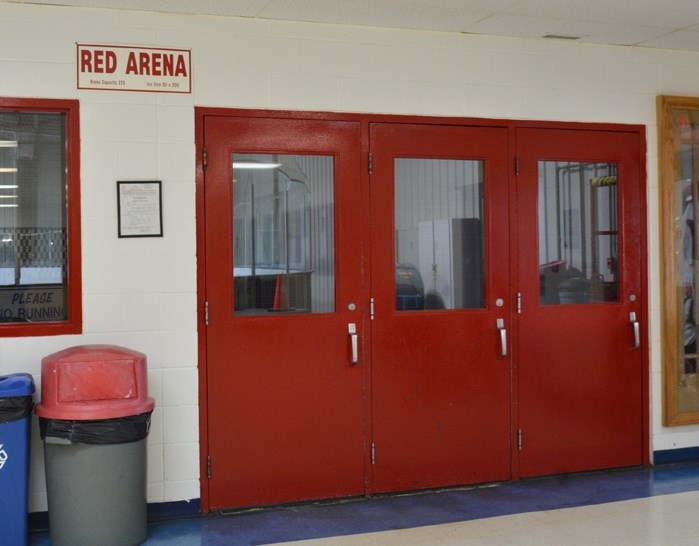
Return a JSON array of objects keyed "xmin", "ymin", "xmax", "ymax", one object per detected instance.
[{"xmin": 0, "ymin": 373, "xmax": 35, "ymax": 546}]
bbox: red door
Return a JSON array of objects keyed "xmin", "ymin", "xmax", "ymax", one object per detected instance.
[
  {"xmin": 369, "ymin": 123, "xmax": 512, "ymax": 492},
  {"xmin": 516, "ymin": 128, "xmax": 645, "ymax": 476},
  {"xmin": 203, "ymin": 116, "xmax": 365, "ymax": 509},
  {"xmin": 199, "ymin": 113, "xmax": 647, "ymax": 509}
]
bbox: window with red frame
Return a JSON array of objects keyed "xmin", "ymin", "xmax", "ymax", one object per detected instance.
[{"xmin": 0, "ymin": 99, "xmax": 81, "ymax": 335}]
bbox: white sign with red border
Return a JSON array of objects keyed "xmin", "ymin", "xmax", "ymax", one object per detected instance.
[{"xmin": 77, "ymin": 44, "xmax": 192, "ymax": 93}]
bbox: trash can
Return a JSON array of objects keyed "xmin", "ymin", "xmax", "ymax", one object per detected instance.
[
  {"xmin": 0, "ymin": 373, "xmax": 34, "ymax": 546},
  {"xmin": 35, "ymin": 345, "xmax": 155, "ymax": 546}
]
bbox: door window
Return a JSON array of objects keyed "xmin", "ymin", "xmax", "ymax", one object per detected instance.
[
  {"xmin": 538, "ymin": 161, "xmax": 619, "ymax": 305},
  {"xmin": 232, "ymin": 153, "xmax": 335, "ymax": 315},
  {"xmin": 394, "ymin": 158, "xmax": 485, "ymax": 310}
]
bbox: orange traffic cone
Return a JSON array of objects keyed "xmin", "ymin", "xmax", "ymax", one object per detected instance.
[{"xmin": 273, "ymin": 273, "xmax": 288, "ymax": 310}]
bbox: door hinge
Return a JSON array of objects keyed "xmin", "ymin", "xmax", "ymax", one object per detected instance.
[
  {"xmin": 515, "ymin": 155, "xmax": 520, "ymax": 176},
  {"xmin": 207, "ymin": 455, "xmax": 212, "ymax": 479},
  {"xmin": 370, "ymin": 297, "xmax": 375, "ymax": 320},
  {"xmin": 371, "ymin": 442, "xmax": 376, "ymax": 465},
  {"xmin": 203, "ymin": 147, "xmax": 208, "ymax": 171},
  {"xmin": 518, "ymin": 429, "xmax": 523, "ymax": 451},
  {"xmin": 204, "ymin": 301, "xmax": 209, "ymax": 326},
  {"xmin": 368, "ymin": 152, "xmax": 373, "ymax": 175},
  {"xmin": 517, "ymin": 292, "xmax": 522, "ymax": 314}
]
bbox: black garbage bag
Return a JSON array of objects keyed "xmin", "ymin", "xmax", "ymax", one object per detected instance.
[
  {"xmin": 39, "ymin": 411, "xmax": 152, "ymax": 445},
  {"xmin": 0, "ymin": 395, "xmax": 34, "ymax": 424}
]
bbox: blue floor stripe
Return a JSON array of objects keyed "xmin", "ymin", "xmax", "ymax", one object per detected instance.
[{"xmin": 30, "ymin": 463, "xmax": 699, "ymax": 546}]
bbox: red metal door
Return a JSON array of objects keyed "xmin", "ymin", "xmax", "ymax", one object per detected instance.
[
  {"xmin": 516, "ymin": 127, "xmax": 645, "ymax": 476},
  {"xmin": 369, "ymin": 123, "xmax": 512, "ymax": 492},
  {"xmin": 203, "ymin": 116, "xmax": 365, "ymax": 509},
  {"xmin": 200, "ymin": 114, "xmax": 647, "ymax": 509}
]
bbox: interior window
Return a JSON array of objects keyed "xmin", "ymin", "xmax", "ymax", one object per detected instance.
[{"xmin": 0, "ymin": 101, "xmax": 81, "ymax": 334}]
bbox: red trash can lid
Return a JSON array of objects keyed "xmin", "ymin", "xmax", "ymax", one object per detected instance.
[{"xmin": 35, "ymin": 345, "xmax": 155, "ymax": 420}]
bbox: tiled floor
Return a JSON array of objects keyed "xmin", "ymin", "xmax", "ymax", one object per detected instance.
[{"xmin": 30, "ymin": 463, "xmax": 699, "ymax": 545}]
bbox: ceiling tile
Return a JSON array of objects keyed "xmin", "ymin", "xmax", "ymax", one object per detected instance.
[
  {"xmin": 637, "ymin": 29, "xmax": 699, "ymax": 51},
  {"xmin": 260, "ymin": 0, "xmax": 495, "ymax": 32},
  {"xmin": 9, "ymin": 0, "xmax": 699, "ymax": 52},
  {"xmin": 504, "ymin": 0, "xmax": 699, "ymax": 29},
  {"xmin": 465, "ymin": 14, "xmax": 672, "ymax": 46}
]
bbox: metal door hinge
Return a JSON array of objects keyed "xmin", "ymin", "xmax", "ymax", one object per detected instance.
[
  {"xmin": 370, "ymin": 297, "xmax": 375, "ymax": 320},
  {"xmin": 368, "ymin": 152, "xmax": 373, "ymax": 175},
  {"xmin": 518, "ymin": 429, "xmax": 523, "ymax": 451},
  {"xmin": 515, "ymin": 155, "xmax": 520, "ymax": 176},
  {"xmin": 371, "ymin": 443, "xmax": 376, "ymax": 465},
  {"xmin": 207, "ymin": 455, "xmax": 212, "ymax": 479},
  {"xmin": 203, "ymin": 147, "xmax": 208, "ymax": 171},
  {"xmin": 517, "ymin": 292, "xmax": 522, "ymax": 314},
  {"xmin": 204, "ymin": 301, "xmax": 209, "ymax": 326}
]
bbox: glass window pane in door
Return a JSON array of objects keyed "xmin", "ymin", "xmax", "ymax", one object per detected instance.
[
  {"xmin": 232, "ymin": 153, "xmax": 335, "ymax": 315},
  {"xmin": 538, "ymin": 161, "xmax": 619, "ymax": 305},
  {"xmin": 394, "ymin": 158, "xmax": 485, "ymax": 311}
]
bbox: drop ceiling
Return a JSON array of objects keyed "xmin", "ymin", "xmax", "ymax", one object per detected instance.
[{"xmin": 8, "ymin": 0, "xmax": 699, "ymax": 52}]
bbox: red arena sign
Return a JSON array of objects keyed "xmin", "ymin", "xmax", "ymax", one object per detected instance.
[{"xmin": 77, "ymin": 44, "xmax": 191, "ymax": 93}]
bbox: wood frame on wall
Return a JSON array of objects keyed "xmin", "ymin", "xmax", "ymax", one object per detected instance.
[{"xmin": 658, "ymin": 95, "xmax": 699, "ymax": 425}]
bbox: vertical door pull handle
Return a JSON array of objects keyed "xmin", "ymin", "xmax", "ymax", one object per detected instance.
[
  {"xmin": 630, "ymin": 312, "xmax": 640, "ymax": 350},
  {"xmin": 497, "ymin": 318, "xmax": 507, "ymax": 359},
  {"xmin": 348, "ymin": 323, "xmax": 358, "ymax": 365}
]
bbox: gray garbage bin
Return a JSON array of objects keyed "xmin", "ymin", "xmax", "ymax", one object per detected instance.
[{"xmin": 35, "ymin": 345, "xmax": 155, "ymax": 546}]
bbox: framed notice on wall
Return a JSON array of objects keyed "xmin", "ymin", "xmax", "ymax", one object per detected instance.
[
  {"xmin": 77, "ymin": 44, "xmax": 192, "ymax": 94},
  {"xmin": 117, "ymin": 181, "xmax": 163, "ymax": 237}
]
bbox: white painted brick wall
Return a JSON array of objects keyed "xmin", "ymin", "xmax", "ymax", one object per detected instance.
[{"xmin": 0, "ymin": 0, "xmax": 697, "ymax": 513}]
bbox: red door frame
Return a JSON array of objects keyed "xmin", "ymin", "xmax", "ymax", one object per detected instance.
[{"xmin": 195, "ymin": 108, "xmax": 649, "ymax": 512}]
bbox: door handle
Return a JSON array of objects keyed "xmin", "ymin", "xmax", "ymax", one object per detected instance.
[
  {"xmin": 497, "ymin": 318, "xmax": 507, "ymax": 359},
  {"xmin": 348, "ymin": 323, "xmax": 358, "ymax": 366},
  {"xmin": 630, "ymin": 312, "xmax": 640, "ymax": 350}
]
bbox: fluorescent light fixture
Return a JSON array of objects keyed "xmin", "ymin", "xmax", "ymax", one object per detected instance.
[
  {"xmin": 0, "ymin": 168, "xmax": 17, "ymax": 173},
  {"xmin": 0, "ymin": 141, "xmax": 17, "ymax": 148},
  {"xmin": 0, "ymin": 196, "xmax": 17, "ymax": 199},
  {"xmin": 0, "ymin": 185, "xmax": 18, "ymax": 189},
  {"xmin": 542, "ymin": 33, "xmax": 582, "ymax": 40},
  {"xmin": 233, "ymin": 162, "xmax": 282, "ymax": 169},
  {"xmin": 0, "ymin": 204, "xmax": 18, "ymax": 208}
]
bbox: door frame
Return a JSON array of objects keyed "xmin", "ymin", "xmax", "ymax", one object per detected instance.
[{"xmin": 195, "ymin": 108, "xmax": 649, "ymax": 512}]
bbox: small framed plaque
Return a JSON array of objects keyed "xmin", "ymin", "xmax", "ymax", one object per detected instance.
[{"xmin": 117, "ymin": 181, "xmax": 163, "ymax": 237}]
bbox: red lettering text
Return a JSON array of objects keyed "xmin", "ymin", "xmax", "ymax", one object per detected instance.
[
  {"xmin": 163, "ymin": 54, "xmax": 173, "ymax": 76},
  {"xmin": 174, "ymin": 55, "xmax": 187, "ymax": 77},
  {"xmin": 80, "ymin": 49, "xmax": 117, "ymax": 73},
  {"xmin": 122, "ymin": 50, "xmax": 188, "ymax": 77},
  {"xmin": 80, "ymin": 50, "xmax": 92, "ymax": 72},
  {"xmin": 125, "ymin": 52, "xmax": 138, "ymax": 75},
  {"xmin": 139, "ymin": 52, "xmax": 150, "ymax": 75},
  {"xmin": 152, "ymin": 53, "xmax": 162, "ymax": 76}
]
